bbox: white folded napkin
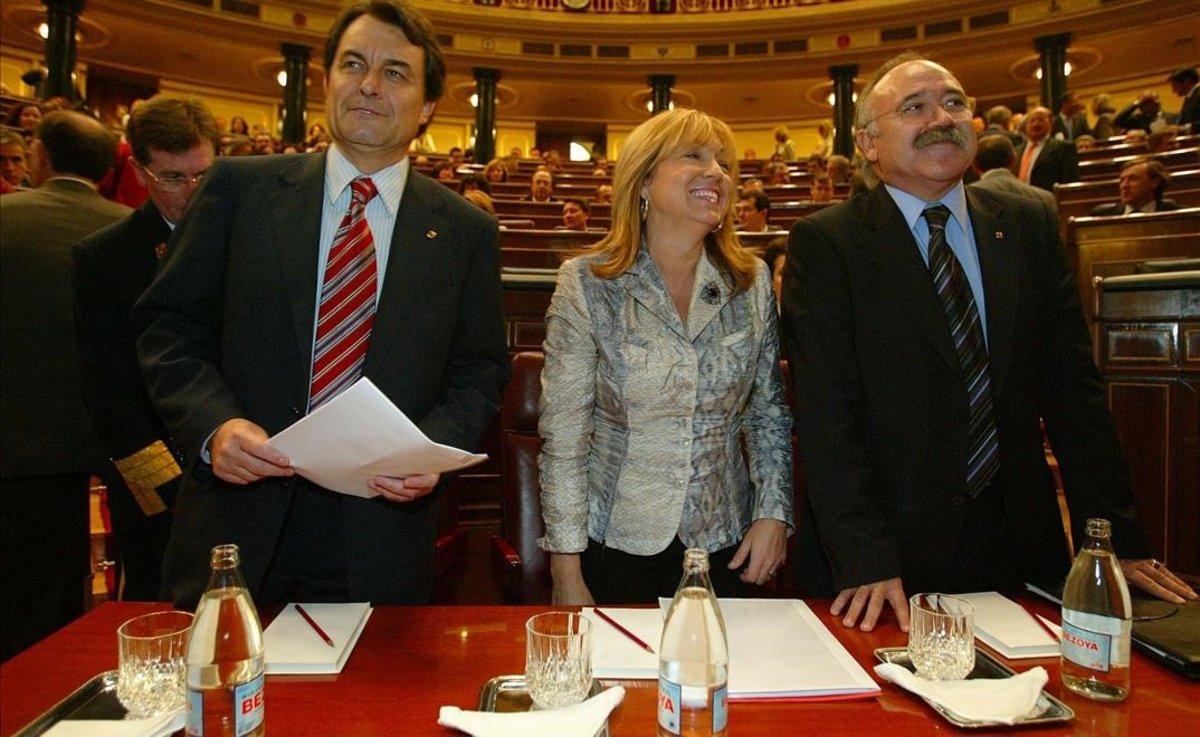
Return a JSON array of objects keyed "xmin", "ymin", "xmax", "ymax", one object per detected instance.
[
  {"xmin": 42, "ymin": 708, "xmax": 185, "ymax": 737},
  {"xmin": 438, "ymin": 685, "xmax": 625, "ymax": 737},
  {"xmin": 874, "ymin": 663, "xmax": 1047, "ymax": 725}
]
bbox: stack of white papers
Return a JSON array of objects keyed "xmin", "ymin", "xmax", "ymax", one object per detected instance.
[
  {"xmin": 958, "ymin": 592, "xmax": 1059, "ymax": 659},
  {"xmin": 584, "ymin": 600, "xmax": 879, "ymax": 701},
  {"xmin": 267, "ymin": 378, "xmax": 487, "ymax": 497},
  {"xmin": 582, "ymin": 608, "xmax": 661, "ymax": 679},
  {"xmin": 43, "ymin": 711, "xmax": 184, "ymax": 737},
  {"xmin": 264, "ymin": 603, "xmax": 372, "ymax": 674}
]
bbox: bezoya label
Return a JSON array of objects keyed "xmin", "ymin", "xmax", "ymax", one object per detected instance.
[
  {"xmin": 657, "ymin": 677, "xmax": 728, "ymax": 734},
  {"xmin": 185, "ymin": 673, "xmax": 264, "ymax": 736},
  {"xmin": 1061, "ymin": 609, "xmax": 1130, "ymax": 673}
]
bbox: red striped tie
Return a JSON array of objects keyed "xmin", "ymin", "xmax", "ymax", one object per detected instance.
[{"xmin": 309, "ymin": 176, "xmax": 378, "ymax": 410}]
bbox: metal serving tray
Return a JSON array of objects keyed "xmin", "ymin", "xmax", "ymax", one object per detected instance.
[
  {"xmin": 874, "ymin": 647, "xmax": 1074, "ymax": 729},
  {"xmin": 14, "ymin": 670, "xmax": 184, "ymax": 737},
  {"xmin": 478, "ymin": 675, "xmax": 609, "ymax": 737}
]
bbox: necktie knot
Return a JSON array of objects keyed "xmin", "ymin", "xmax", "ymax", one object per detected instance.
[
  {"xmin": 922, "ymin": 204, "xmax": 951, "ymax": 232},
  {"xmin": 350, "ymin": 177, "xmax": 378, "ymax": 208}
]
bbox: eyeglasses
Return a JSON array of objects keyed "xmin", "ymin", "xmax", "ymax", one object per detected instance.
[
  {"xmin": 137, "ymin": 162, "xmax": 206, "ymax": 192},
  {"xmin": 864, "ymin": 94, "xmax": 977, "ymax": 128}
]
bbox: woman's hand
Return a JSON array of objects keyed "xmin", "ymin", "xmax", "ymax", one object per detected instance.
[
  {"xmin": 729, "ymin": 518, "xmax": 788, "ymax": 585},
  {"xmin": 550, "ymin": 553, "xmax": 596, "ymax": 605}
]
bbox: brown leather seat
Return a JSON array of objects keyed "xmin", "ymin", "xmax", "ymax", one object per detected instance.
[{"xmin": 491, "ymin": 351, "xmax": 551, "ymax": 603}]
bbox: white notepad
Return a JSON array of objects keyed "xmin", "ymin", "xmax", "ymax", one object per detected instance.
[
  {"xmin": 582, "ymin": 608, "xmax": 661, "ymax": 679},
  {"xmin": 264, "ymin": 603, "xmax": 372, "ymax": 674},
  {"xmin": 587, "ymin": 599, "xmax": 879, "ymax": 700},
  {"xmin": 958, "ymin": 592, "xmax": 1059, "ymax": 659}
]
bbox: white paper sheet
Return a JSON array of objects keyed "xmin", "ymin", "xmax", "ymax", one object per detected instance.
[
  {"xmin": 264, "ymin": 602, "xmax": 373, "ymax": 674},
  {"xmin": 582, "ymin": 608, "xmax": 662, "ymax": 679},
  {"xmin": 608, "ymin": 598, "xmax": 881, "ymax": 699},
  {"xmin": 266, "ymin": 378, "xmax": 487, "ymax": 497},
  {"xmin": 958, "ymin": 592, "xmax": 1060, "ymax": 659}
]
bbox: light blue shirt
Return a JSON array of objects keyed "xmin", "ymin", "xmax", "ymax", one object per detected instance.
[{"xmin": 884, "ymin": 182, "xmax": 988, "ymax": 344}]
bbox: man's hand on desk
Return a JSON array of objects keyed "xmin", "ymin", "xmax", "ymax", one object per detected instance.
[
  {"xmin": 211, "ymin": 419, "xmax": 293, "ymax": 484},
  {"xmin": 369, "ymin": 473, "xmax": 440, "ymax": 503},
  {"xmin": 831, "ymin": 577, "xmax": 910, "ymax": 633},
  {"xmin": 1120, "ymin": 559, "xmax": 1198, "ymax": 604}
]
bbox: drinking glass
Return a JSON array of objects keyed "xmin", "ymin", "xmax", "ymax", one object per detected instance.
[
  {"xmin": 525, "ymin": 611, "xmax": 592, "ymax": 709},
  {"xmin": 117, "ymin": 610, "xmax": 194, "ymax": 718},
  {"xmin": 907, "ymin": 593, "xmax": 975, "ymax": 680}
]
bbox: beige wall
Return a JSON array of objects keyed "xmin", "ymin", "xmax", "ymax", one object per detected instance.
[{"xmin": 1, "ymin": 46, "xmax": 87, "ymax": 101}]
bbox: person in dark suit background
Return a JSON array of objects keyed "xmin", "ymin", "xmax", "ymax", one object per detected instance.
[
  {"xmin": 1051, "ymin": 92, "xmax": 1090, "ymax": 142},
  {"xmin": 1168, "ymin": 67, "xmax": 1199, "ymax": 133},
  {"xmin": 780, "ymin": 53, "xmax": 1196, "ymax": 633},
  {"xmin": 1090, "ymin": 157, "xmax": 1181, "ymax": 216},
  {"xmin": 968, "ymin": 134, "xmax": 1058, "ymax": 216},
  {"xmin": 981, "ymin": 105, "xmax": 1023, "ymax": 148},
  {"xmin": 135, "ymin": 0, "xmax": 509, "ymax": 608},
  {"xmin": 1114, "ymin": 91, "xmax": 1173, "ymax": 133},
  {"xmin": 1, "ymin": 111, "xmax": 129, "ymax": 660},
  {"xmin": 72, "ymin": 97, "xmax": 220, "ymax": 601},
  {"xmin": 1016, "ymin": 106, "xmax": 1079, "ymax": 193}
]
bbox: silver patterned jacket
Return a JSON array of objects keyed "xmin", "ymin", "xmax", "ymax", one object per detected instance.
[{"xmin": 538, "ymin": 246, "xmax": 793, "ymax": 556}]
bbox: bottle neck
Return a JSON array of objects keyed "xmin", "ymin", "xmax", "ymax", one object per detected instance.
[{"xmin": 1086, "ymin": 532, "xmax": 1115, "ymax": 554}]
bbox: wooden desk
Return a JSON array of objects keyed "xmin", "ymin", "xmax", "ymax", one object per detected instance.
[{"xmin": 2, "ymin": 601, "xmax": 1196, "ymax": 735}]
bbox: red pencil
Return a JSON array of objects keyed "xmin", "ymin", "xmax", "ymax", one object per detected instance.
[
  {"xmin": 593, "ymin": 608, "xmax": 656, "ymax": 655},
  {"xmin": 295, "ymin": 604, "xmax": 335, "ymax": 648}
]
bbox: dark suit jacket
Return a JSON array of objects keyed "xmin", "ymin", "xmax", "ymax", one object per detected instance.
[
  {"xmin": 73, "ymin": 200, "xmax": 178, "ymax": 465},
  {"xmin": 134, "ymin": 153, "xmax": 510, "ymax": 607},
  {"xmin": 1018, "ymin": 138, "xmax": 1080, "ymax": 193},
  {"xmin": 0, "ymin": 179, "xmax": 130, "ymax": 478},
  {"xmin": 1052, "ymin": 112, "xmax": 1090, "ymax": 141},
  {"xmin": 780, "ymin": 185, "xmax": 1148, "ymax": 596},
  {"xmin": 1090, "ymin": 199, "xmax": 1181, "ymax": 216},
  {"xmin": 1113, "ymin": 104, "xmax": 1175, "ymax": 133},
  {"xmin": 1177, "ymin": 88, "xmax": 1200, "ymax": 131}
]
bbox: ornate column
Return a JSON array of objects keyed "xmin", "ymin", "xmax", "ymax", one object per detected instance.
[
  {"xmin": 473, "ymin": 67, "xmax": 500, "ymax": 163},
  {"xmin": 280, "ymin": 43, "xmax": 310, "ymax": 145},
  {"xmin": 42, "ymin": 0, "xmax": 85, "ymax": 101},
  {"xmin": 1035, "ymin": 33, "xmax": 1071, "ymax": 113},
  {"xmin": 648, "ymin": 74, "xmax": 675, "ymax": 115},
  {"xmin": 829, "ymin": 64, "xmax": 858, "ymax": 159}
]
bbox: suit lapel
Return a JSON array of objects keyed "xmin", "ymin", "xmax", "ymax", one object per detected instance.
[
  {"xmin": 365, "ymin": 171, "xmax": 449, "ymax": 367},
  {"xmin": 270, "ymin": 154, "xmax": 326, "ymax": 379},
  {"xmin": 966, "ymin": 189, "xmax": 1019, "ymax": 391},
  {"xmin": 859, "ymin": 187, "xmax": 960, "ymax": 373},
  {"xmin": 621, "ymin": 248, "xmax": 688, "ymax": 342},
  {"xmin": 685, "ymin": 251, "xmax": 732, "ymax": 342}
]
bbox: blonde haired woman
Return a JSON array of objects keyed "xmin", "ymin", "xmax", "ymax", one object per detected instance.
[{"xmin": 539, "ymin": 109, "xmax": 793, "ymax": 604}]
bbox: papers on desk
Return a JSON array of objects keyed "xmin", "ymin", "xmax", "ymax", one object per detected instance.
[
  {"xmin": 957, "ymin": 592, "xmax": 1060, "ymax": 659},
  {"xmin": 264, "ymin": 603, "xmax": 372, "ymax": 674},
  {"xmin": 42, "ymin": 711, "xmax": 184, "ymax": 737},
  {"xmin": 266, "ymin": 378, "xmax": 487, "ymax": 497},
  {"xmin": 585, "ymin": 599, "xmax": 879, "ymax": 701}
]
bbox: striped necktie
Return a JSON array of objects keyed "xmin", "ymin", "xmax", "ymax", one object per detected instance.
[
  {"xmin": 309, "ymin": 176, "xmax": 378, "ymax": 410},
  {"xmin": 923, "ymin": 205, "xmax": 1000, "ymax": 497}
]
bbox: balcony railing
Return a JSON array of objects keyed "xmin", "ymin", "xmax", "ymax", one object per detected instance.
[{"xmin": 472, "ymin": 0, "xmax": 835, "ymax": 13}]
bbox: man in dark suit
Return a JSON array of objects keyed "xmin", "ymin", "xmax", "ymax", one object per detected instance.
[
  {"xmin": 0, "ymin": 111, "xmax": 129, "ymax": 660},
  {"xmin": 1114, "ymin": 92, "xmax": 1173, "ymax": 133},
  {"xmin": 1016, "ymin": 106, "xmax": 1079, "ymax": 193},
  {"xmin": 1051, "ymin": 92, "xmax": 1090, "ymax": 142},
  {"xmin": 1090, "ymin": 158, "xmax": 1181, "ymax": 216},
  {"xmin": 780, "ymin": 54, "xmax": 1196, "ymax": 633},
  {"xmin": 981, "ymin": 105, "xmax": 1023, "ymax": 148},
  {"xmin": 1168, "ymin": 67, "xmax": 1199, "ymax": 133},
  {"xmin": 72, "ymin": 98, "xmax": 220, "ymax": 601},
  {"xmin": 135, "ymin": 0, "xmax": 509, "ymax": 608}
]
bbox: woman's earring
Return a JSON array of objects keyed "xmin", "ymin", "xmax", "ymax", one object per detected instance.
[
  {"xmin": 712, "ymin": 217, "xmax": 724, "ymax": 233},
  {"xmin": 639, "ymin": 195, "xmax": 649, "ymax": 221}
]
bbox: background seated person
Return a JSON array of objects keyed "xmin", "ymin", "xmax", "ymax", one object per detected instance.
[
  {"xmin": 1091, "ymin": 158, "xmax": 1180, "ymax": 215},
  {"xmin": 482, "ymin": 158, "xmax": 508, "ymax": 182},
  {"xmin": 522, "ymin": 169, "xmax": 559, "ymax": 202},
  {"xmin": 735, "ymin": 190, "xmax": 781, "ymax": 232},
  {"xmin": 826, "ymin": 154, "xmax": 852, "ymax": 185},
  {"xmin": 808, "ymin": 174, "xmax": 834, "ymax": 204},
  {"xmin": 556, "ymin": 197, "xmax": 599, "ymax": 231},
  {"xmin": 595, "ymin": 183, "xmax": 613, "ymax": 204},
  {"xmin": 539, "ymin": 108, "xmax": 793, "ymax": 605}
]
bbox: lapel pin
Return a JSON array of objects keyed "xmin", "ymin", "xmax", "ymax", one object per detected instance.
[
  {"xmin": 701, "ymin": 281, "xmax": 721, "ymax": 304},
  {"xmin": 995, "ymin": 231, "xmax": 1004, "ymax": 240},
  {"xmin": 154, "ymin": 242, "xmax": 168, "ymax": 260},
  {"xmin": 425, "ymin": 229, "xmax": 438, "ymax": 239}
]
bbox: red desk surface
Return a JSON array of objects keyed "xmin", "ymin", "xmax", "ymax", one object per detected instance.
[{"xmin": 2, "ymin": 599, "xmax": 1196, "ymax": 736}]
